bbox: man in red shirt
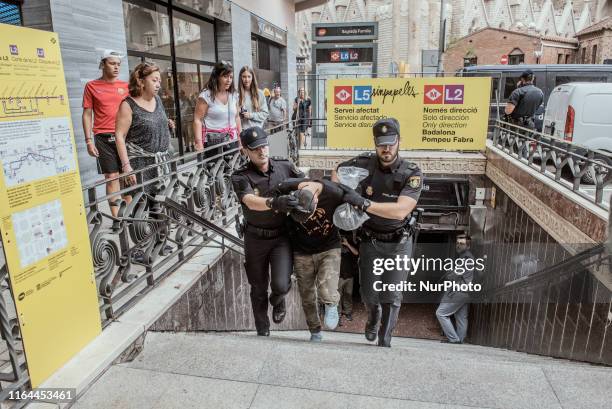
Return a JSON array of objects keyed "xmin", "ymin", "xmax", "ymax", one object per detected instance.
[{"xmin": 82, "ymin": 50, "xmax": 128, "ymax": 216}]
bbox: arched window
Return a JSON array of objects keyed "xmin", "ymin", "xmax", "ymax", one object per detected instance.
[{"xmin": 508, "ymin": 48, "xmax": 524, "ymax": 65}]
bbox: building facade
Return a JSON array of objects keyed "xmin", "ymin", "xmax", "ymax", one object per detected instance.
[
  {"xmin": 295, "ymin": 0, "xmax": 612, "ymax": 74},
  {"xmin": 444, "ymin": 27, "xmax": 578, "ymax": 73},
  {"xmin": 575, "ymin": 16, "xmax": 612, "ymax": 64},
  {"xmin": 17, "ymin": 0, "xmax": 314, "ymax": 186}
]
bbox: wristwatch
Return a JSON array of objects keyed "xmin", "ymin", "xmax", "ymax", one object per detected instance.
[
  {"xmin": 362, "ymin": 199, "xmax": 372, "ymax": 212},
  {"xmin": 265, "ymin": 197, "xmax": 274, "ymax": 209}
]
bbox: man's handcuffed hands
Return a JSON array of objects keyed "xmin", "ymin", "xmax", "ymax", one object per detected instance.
[{"xmin": 271, "ymin": 194, "xmax": 298, "ymax": 213}]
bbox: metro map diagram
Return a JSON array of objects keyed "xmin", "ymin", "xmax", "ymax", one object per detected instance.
[
  {"xmin": 12, "ymin": 199, "xmax": 68, "ymax": 268},
  {"xmin": 0, "ymin": 117, "xmax": 76, "ymax": 187},
  {"xmin": 0, "ymin": 82, "xmax": 65, "ymax": 119}
]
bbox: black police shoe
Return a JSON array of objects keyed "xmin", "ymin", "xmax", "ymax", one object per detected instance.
[
  {"xmin": 364, "ymin": 304, "xmax": 381, "ymax": 342},
  {"xmin": 257, "ymin": 328, "xmax": 270, "ymax": 336},
  {"xmin": 272, "ymin": 299, "xmax": 286, "ymax": 324}
]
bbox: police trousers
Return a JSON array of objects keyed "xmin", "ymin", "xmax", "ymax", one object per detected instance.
[
  {"xmin": 359, "ymin": 237, "xmax": 412, "ymax": 305},
  {"xmin": 244, "ymin": 231, "xmax": 293, "ymax": 332}
]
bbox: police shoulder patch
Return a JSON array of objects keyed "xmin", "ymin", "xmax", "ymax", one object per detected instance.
[{"xmin": 409, "ymin": 175, "xmax": 421, "ymax": 189}]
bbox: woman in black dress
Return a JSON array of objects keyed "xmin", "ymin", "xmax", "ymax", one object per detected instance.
[{"xmin": 293, "ymin": 87, "xmax": 311, "ymax": 149}]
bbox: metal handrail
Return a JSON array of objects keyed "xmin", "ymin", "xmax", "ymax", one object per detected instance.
[{"xmin": 492, "ymin": 119, "xmax": 612, "ymax": 209}]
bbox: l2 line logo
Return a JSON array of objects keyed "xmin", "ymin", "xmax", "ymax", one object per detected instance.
[
  {"xmin": 424, "ymin": 84, "xmax": 464, "ymax": 105},
  {"xmin": 334, "ymin": 86, "xmax": 372, "ymax": 105}
]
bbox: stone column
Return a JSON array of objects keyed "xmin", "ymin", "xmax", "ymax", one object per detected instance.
[
  {"xmin": 282, "ymin": 31, "xmax": 298, "ymax": 105},
  {"xmin": 229, "ymin": 3, "xmax": 252, "ymax": 73}
]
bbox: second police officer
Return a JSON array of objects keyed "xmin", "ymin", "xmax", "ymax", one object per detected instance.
[
  {"xmin": 333, "ymin": 118, "xmax": 422, "ymax": 348},
  {"xmin": 231, "ymin": 126, "xmax": 304, "ymax": 336}
]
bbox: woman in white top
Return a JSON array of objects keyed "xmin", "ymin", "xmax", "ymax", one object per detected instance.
[
  {"xmin": 238, "ymin": 66, "xmax": 269, "ymax": 129},
  {"xmin": 193, "ymin": 61, "xmax": 241, "ymax": 157}
]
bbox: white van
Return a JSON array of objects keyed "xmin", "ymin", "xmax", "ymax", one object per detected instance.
[{"xmin": 543, "ymin": 82, "xmax": 612, "ymax": 182}]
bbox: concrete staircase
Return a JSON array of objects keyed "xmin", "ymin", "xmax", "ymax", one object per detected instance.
[{"xmin": 73, "ymin": 331, "xmax": 612, "ymax": 409}]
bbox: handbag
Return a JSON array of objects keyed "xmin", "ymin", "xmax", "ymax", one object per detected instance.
[{"xmin": 204, "ymin": 93, "xmax": 232, "ymax": 147}]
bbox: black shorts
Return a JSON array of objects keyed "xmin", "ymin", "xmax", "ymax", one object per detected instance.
[{"xmin": 94, "ymin": 133, "xmax": 121, "ymax": 174}]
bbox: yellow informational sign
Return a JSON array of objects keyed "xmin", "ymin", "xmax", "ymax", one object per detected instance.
[
  {"xmin": 326, "ymin": 77, "xmax": 491, "ymax": 150},
  {"xmin": 0, "ymin": 24, "xmax": 101, "ymax": 387}
]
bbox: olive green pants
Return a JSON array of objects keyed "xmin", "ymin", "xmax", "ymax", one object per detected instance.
[{"xmin": 293, "ymin": 248, "xmax": 341, "ymax": 333}]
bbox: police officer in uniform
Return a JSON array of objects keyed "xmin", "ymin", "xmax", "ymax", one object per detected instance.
[
  {"xmin": 505, "ymin": 69, "xmax": 544, "ymax": 130},
  {"xmin": 332, "ymin": 118, "xmax": 422, "ymax": 347},
  {"xmin": 231, "ymin": 126, "xmax": 305, "ymax": 336}
]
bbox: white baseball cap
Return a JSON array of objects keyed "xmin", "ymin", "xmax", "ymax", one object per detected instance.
[{"xmin": 100, "ymin": 49, "xmax": 123, "ymax": 61}]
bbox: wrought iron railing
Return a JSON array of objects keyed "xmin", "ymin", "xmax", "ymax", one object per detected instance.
[
  {"xmin": 0, "ymin": 260, "xmax": 28, "ymax": 405},
  {"xmin": 492, "ymin": 119, "xmax": 612, "ymax": 209},
  {"xmin": 85, "ymin": 139, "xmax": 244, "ymax": 323}
]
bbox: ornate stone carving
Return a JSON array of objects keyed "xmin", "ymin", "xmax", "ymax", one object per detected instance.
[
  {"xmin": 486, "ymin": 163, "xmax": 596, "ymax": 249},
  {"xmin": 298, "ymin": 152, "xmax": 487, "ymax": 174}
]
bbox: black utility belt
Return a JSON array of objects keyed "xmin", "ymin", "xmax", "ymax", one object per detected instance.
[
  {"xmin": 361, "ymin": 227, "xmax": 411, "ymax": 243},
  {"xmin": 245, "ymin": 223, "xmax": 284, "ymax": 239}
]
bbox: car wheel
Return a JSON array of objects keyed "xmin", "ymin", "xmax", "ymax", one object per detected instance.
[{"xmin": 581, "ymin": 154, "xmax": 612, "ymax": 184}]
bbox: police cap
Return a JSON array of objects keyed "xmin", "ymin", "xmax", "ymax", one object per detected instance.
[
  {"xmin": 520, "ymin": 69, "xmax": 534, "ymax": 79},
  {"xmin": 372, "ymin": 118, "xmax": 400, "ymax": 146},
  {"xmin": 240, "ymin": 126, "xmax": 269, "ymax": 149}
]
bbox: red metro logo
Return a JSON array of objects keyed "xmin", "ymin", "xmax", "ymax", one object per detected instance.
[{"xmin": 334, "ymin": 86, "xmax": 353, "ymax": 104}]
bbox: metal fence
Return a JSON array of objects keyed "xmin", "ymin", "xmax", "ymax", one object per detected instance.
[{"xmin": 492, "ymin": 119, "xmax": 612, "ymax": 209}]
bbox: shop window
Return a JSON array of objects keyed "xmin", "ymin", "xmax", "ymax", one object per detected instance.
[
  {"xmin": 0, "ymin": 1, "xmax": 21, "ymax": 25},
  {"xmin": 123, "ymin": 0, "xmax": 216, "ymax": 155},
  {"xmin": 172, "ymin": 11, "xmax": 215, "ymax": 62}
]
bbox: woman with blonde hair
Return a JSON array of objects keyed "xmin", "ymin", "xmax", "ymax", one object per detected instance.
[{"xmin": 238, "ymin": 66, "xmax": 269, "ymax": 129}]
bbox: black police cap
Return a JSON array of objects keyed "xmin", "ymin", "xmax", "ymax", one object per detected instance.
[
  {"xmin": 240, "ymin": 126, "xmax": 269, "ymax": 149},
  {"xmin": 372, "ymin": 118, "xmax": 400, "ymax": 146}
]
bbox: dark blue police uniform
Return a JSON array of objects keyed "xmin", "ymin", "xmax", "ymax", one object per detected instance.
[{"xmin": 336, "ymin": 118, "xmax": 422, "ymax": 347}]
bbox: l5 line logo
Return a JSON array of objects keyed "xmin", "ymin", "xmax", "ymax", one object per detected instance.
[
  {"xmin": 334, "ymin": 85, "xmax": 372, "ymax": 105},
  {"xmin": 424, "ymin": 84, "xmax": 464, "ymax": 104}
]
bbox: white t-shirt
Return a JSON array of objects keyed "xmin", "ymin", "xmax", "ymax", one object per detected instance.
[{"xmin": 199, "ymin": 89, "xmax": 238, "ymax": 130}]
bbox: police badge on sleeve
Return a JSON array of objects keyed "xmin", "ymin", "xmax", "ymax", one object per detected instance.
[{"xmin": 409, "ymin": 176, "xmax": 421, "ymax": 189}]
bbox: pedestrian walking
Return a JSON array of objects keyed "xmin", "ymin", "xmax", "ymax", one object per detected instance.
[
  {"xmin": 82, "ymin": 50, "xmax": 128, "ymax": 216},
  {"xmin": 292, "ymin": 87, "xmax": 311, "ymax": 149},
  {"xmin": 238, "ymin": 66, "xmax": 269, "ymax": 129},
  {"xmin": 436, "ymin": 234, "xmax": 475, "ymax": 344},
  {"xmin": 268, "ymin": 85, "xmax": 288, "ymax": 132},
  {"xmin": 193, "ymin": 61, "xmax": 241, "ymax": 158},
  {"xmin": 114, "ymin": 62, "xmax": 174, "ymax": 195}
]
